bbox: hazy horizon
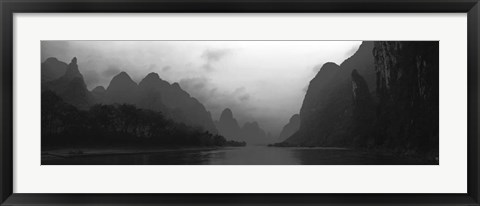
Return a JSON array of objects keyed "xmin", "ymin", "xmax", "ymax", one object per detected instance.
[{"xmin": 41, "ymin": 41, "xmax": 362, "ymax": 136}]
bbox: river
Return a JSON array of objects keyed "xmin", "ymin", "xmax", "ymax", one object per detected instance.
[{"xmin": 42, "ymin": 145, "xmax": 435, "ymax": 165}]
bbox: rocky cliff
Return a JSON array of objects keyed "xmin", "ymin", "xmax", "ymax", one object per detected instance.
[
  {"xmin": 91, "ymin": 86, "xmax": 106, "ymax": 103},
  {"xmin": 283, "ymin": 41, "xmax": 438, "ymax": 157},
  {"xmin": 42, "ymin": 57, "xmax": 93, "ymax": 109},
  {"xmin": 278, "ymin": 114, "xmax": 300, "ymax": 141},
  {"xmin": 215, "ymin": 108, "xmax": 242, "ymax": 140},
  {"xmin": 285, "ymin": 42, "xmax": 375, "ymax": 146},
  {"xmin": 241, "ymin": 121, "xmax": 267, "ymax": 144},
  {"xmin": 99, "ymin": 72, "xmax": 218, "ymax": 134},
  {"xmin": 41, "ymin": 57, "xmax": 218, "ymax": 134},
  {"xmin": 350, "ymin": 69, "xmax": 375, "ymax": 147},
  {"xmin": 105, "ymin": 72, "xmax": 139, "ymax": 105},
  {"xmin": 215, "ymin": 108, "xmax": 270, "ymax": 144},
  {"xmin": 372, "ymin": 41, "xmax": 439, "ymax": 155},
  {"xmin": 41, "ymin": 57, "xmax": 67, "ymax": 82}
]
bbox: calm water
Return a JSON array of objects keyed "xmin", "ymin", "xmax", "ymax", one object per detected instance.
[{"xmin": 42, "ymin": 146, "xmax": 435, "ymax": 165}]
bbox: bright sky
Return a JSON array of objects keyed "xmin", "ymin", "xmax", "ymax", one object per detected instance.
[{"xmin": 41, "ymin": 41, "xmax": 362, "ymax": 136}]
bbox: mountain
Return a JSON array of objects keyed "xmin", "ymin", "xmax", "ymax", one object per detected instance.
[
  {"xmin": 215, "ymin": 108, "xmax": 273, "ymax": 144},
  {"xmin": 350, "ymin": 69, "xmax": 375, "ymax": 147},
  {"xmin": 283, "ymin": 41, "xmax": 438, "ymax": 157},
  {"xmin": 43, "ymin": 57, "xmax": 93, "ymax": 109},
  {"xmin": 137, "ymin": 73, "xmax": 218, "ymax": 134},
  {"xmin": 278, "ymin": 114, "xmax": 300, "ymax": 141},
  {"xmin": 105, "ymin": 72, "xmax": 138, "ymax": 105},
  {"xmin": 215, "ymin": 108, "xmax": 242, "ymax": 140},
  {"xmin": 284, "ymin": 41, "xmax": 375, "ymax": 146},
  {"xmin": 41, "ymin": 57, "xmax": 67, "ymax": 82},
  {"xmin": 100, "ymin": 72, "xmax": 218, "ymax": 134},
  {"xmin": 136, "ymin": 73, "xmax": 169, "ymax": 112},
  {"xmin": 241, "ymin": 121, "xmax": 267, "ymax": 144},
  {"xmin": 215, "ymin": 108, "xmax": 271, "ymax": 144},
  {"xmin": 372, "ymin": 41, "xmax": 439, "ymax": 155},
  {"xmin": 91, "ymin": 86, "xmax": 106, "ymax": 103},
  {"xmin": 41, "ymin": 57, "xmax": 218, "ymax": 135}
]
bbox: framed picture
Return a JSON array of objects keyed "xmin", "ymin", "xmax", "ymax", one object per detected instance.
[{"xmin": 1, "ymin": 0, "xmax": 479, "ymax": 205}]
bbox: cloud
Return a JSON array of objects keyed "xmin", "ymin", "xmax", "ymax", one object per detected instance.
[
  {"xmin": 233, "ymin": 87, "xmax": 246, "ymax": 94},
  {"xmin": 202, "ymin": 64, "xmax": 214, "ymax": 72},
  {"xmin": 200, "ymin": 48, "xmax": 232, "ymax": 71},
  {"xmin": 179, "ymin": 77, "xmax": 256, "ymax": 126},
  {"xmin": 41, "ymin": 41, "xmax": 71, "ymax": 61},
  {"xmin": 239, "ymin": 94, "xmax": 250, "ymax": 102},
  {"xmin": 102, "ymin": 65, "xmax": 121, "ymax": 77},
  {"xmin": 179, "ymin": 77, "xmax": 209, "ymax": 91},
  {"xmin": 162, "ymin": 65, "xmax": 171, "ymax": 72},
  {"xmin": 41, "ymin": 40, "xmax": 363, "ymax": 135},
  {"xmin": 201, "ymin": 48, "xmax": 232, "ymax": 62},
  {"xmin": 147, "ymin": 64, "xmax": 157, "ymax": 72}
]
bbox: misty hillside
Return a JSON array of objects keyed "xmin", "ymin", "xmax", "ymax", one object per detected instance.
[
  {"xmin": 215, "ymin": 108, "xmax": 272, "ymax": 144},
  {"xmin": 42, "ymin": 57, "xmax": 94, "ymax": 109},
  {"xmin": 41, "ymin": 90, "xmax": 245, "ymax": 149},
  {"xmin": 284, "ymin": 41, "xmax": 376, "ymax": 146},
  {"xmin": 279, "ymin": 41, "xmax": 438, "ymax": 158},
  {"xmin": 41, "ymin": 57, "xmax": 68, "ymax": 82},
  {"xmin": 41, "ymin": 58, "xmax": 218, "ymax": 134},
  {"xmin": 278, "ymin": 114, "xmax": 300, "ymax": 141}
]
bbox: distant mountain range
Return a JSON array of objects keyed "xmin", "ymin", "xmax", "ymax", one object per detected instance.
[
  {"xmin": 214, "ymin": 108, "xmax": 271, "ymax": 144},
  {"xmin": 41, "ymin": 57, "xmax": 217, "ymax": 134},
  {"xmin": 42, "ymin": 57, "xmax": 94, "ymax": 109}
]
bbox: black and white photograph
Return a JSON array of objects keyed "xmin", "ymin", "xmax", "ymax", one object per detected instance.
[{"xmin": 40, "ymin": 41, "xmax": 439, "ymax": 165}]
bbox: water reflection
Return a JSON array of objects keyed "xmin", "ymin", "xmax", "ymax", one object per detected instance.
[
  {"xmin": 42, "ymin": 146, "xmax": 435, "ymax": 165},
  {"xmin": 205, "ymin": 146, "xmax": 300, "ymax": 165}
]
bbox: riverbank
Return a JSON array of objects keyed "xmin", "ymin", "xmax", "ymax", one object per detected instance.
[
  {"xmin": 42, "ymin": 146, "xmax": 227, "ymax": 161},
  {"xmin": 42, "ymin": 145, "xmax": 438, "ymax": 165}
]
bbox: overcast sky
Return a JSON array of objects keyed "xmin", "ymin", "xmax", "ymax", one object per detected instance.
[{"xmin": 41, "ymin": 41, "xmax": 362, "ymax": 137}]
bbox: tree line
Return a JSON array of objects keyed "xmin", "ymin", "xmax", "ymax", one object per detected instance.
[{"xmin": 42, "ymin": 90, "xmax": 246, "ymax": 148}]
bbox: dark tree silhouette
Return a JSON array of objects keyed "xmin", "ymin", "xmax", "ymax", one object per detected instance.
[{"xmin": 42, "ymin": 90, "xmax": 246, "ymax": 149}]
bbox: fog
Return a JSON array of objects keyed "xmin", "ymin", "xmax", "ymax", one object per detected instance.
[{"xmin": 41, "ymin": 41, "xmax": 362, "ymax": 136}]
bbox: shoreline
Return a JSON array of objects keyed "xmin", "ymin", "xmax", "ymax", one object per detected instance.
[
  {"xmin": 42, "ymin": 145, "xmax": 438, "ymax": 165},
  {"xmin": 41, "ymin": 145, "xmax": 350, "ymax": 161},
  {"xmin": 41, "ymin": 146, "xmax": 228, "ymax": 160}
]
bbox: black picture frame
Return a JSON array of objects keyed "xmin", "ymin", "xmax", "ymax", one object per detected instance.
[{"xmin": 1, "ymin": 0, "xmax": 479, "ymax": 205}]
